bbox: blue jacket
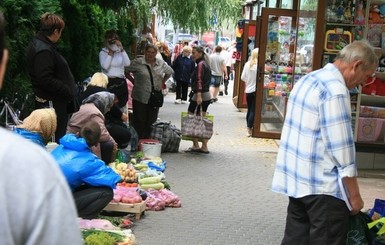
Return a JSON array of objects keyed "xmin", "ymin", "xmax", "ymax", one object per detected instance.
[
  {"xmin": 172, "ymin": 54, "xmax": 195, "ymax": 83},
  {"xmin": 14, "ymin": 128, "xmax": 45, "ymax": 147},
  {"xmin": 51, "ymin": 134, "xmax": 121, "ymax": 191}
]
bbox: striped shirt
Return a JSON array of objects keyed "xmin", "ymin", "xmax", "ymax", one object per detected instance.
[{"xmin": 271, "ymin": 63, "xmax": 357, "ymax": 200}]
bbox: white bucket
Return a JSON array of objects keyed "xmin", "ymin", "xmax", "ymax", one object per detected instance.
[{"xmin": 141, "ymin": 142, "xmax": 162, "ymax": 157}]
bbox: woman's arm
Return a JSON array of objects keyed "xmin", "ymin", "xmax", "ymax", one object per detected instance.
[{"xmin": 99, "ymin": 49, "xmax": 113, "ymax": 71}]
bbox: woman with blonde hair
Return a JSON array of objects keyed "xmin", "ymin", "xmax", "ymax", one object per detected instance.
[
  {"xmin": 79, "ymin": 72, "xmax": 131, "ymax": 153},
  {"xmin": 241, "ymin": 48, "xmax": 259, "ymax": 137},
  {"xmin": 14, "ymin": 108, "xmax": 57, "ymax": 147},
  {"xmin": 88, "ymin": 72, "xmax": 108, "ymax": 88}
]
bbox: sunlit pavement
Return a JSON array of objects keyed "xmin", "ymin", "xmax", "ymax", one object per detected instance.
[{"xmin": 132, "ymin": 84, "xmax": 385, "ymax": 245}]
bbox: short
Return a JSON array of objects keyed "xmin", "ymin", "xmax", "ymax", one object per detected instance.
[
  {"xmin": 188, "ymin": 100, "xmax": 211, "ymax": 114},
  {"xmin": 210, "ymin": 75, "xmax": 223, "ymax": 87}
]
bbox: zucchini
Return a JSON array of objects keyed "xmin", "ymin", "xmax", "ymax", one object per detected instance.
[
  {"xmin": 138, "ymin": 176, "xmax": 161, "ymax": 185},
  {"xmin": 140, "ymin": 182, "xmax": 164, "ymax": 190}
]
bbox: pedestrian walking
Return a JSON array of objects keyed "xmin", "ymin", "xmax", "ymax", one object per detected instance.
[{"xmin": 172, "ymin": 45, "xmax": 195, "ymax": 104}]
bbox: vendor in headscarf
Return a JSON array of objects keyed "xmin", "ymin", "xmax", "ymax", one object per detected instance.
[
  {"xmin": 67, "ymin": 91, "xmax": 117, "ymax": 164},
  {"xmin": 14, "ymin": 108, "xmax": 57, "ymax": 147}
]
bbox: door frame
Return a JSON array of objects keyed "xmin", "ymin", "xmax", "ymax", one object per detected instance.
[
  {"xmin": 236, "ymin": 20, "xmax": 257, "ymax": 108},
  {"xmin": 253, "ymin": 8, "xmax": 297, "ymax": 139}
]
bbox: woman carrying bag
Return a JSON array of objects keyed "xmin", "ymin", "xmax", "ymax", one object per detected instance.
[{"xmin": 184, "ymin": 46, "xmax": 212, "ymax": 154}]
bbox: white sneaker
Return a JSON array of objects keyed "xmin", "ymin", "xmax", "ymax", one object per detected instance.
[
  {"xmin": 181, "ymin": 100, "xmax": 187, "ymax": 104},
  {"xmin": 175, "ymin": 99, "xmax": 181, "ymax": 104}
]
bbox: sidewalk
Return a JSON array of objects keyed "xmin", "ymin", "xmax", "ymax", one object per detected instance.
[{"xmin": 132, "ymin": 89, "xmax": 385, "ymax": 245}]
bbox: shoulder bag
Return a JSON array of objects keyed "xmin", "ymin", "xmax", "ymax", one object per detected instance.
[{"xmin": 146, "ymin": 65, "xmax": 164, "ymax": 107}]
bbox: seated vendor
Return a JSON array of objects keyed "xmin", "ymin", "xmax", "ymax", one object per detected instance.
[
  {"xmin": 14, "ymin": 108, "xmax": 57, "ymax": 147},
  {"xmin": 51, "ymin": 121, "xmax": 121, "ymax": 219}
]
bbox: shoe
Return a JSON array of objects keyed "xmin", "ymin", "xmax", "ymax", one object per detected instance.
[
  {"xmin": 185, "ymin": 148, "xmax": 210, "ymax": 154},
  {"xmin": 247, "ymin": 128, "xmax": 252, "ymax": 137},
  {"xmin": 181, "ymin": 100, "xmax": 187, "ymax": 104},
  {"xmin": 219, "ymin": 92, "xmax": 223, "ymax": 96},
  {"xmin": 225, "ymin": 90, "xmax": 228, "ymax": 95},
  {"xmin": 175, "ymin": 99, "xmax": 181, "ymax": 104}
]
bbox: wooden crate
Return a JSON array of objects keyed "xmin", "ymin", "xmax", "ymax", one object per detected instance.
[{"xmin": 103, "ymin": 201, "xmax": 146, "ymax": 220}]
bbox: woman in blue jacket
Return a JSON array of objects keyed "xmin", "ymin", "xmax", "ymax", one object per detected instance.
[
  {"xmin": 51, "ymin": 121, "xmax": 121, "ymax": 219},
  {"xmin": 172, "ymin": 45, "xmax": 195, "ymax": 104}
]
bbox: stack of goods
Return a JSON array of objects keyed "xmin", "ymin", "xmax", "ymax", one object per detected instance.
[{"xmin": 358, "ymin": 106, "xmax": 385, "ymax": 142}]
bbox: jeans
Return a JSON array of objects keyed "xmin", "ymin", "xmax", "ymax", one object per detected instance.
[{"xmin": 246, "ymin": 92, "xmax": 256, "ymax": 128}]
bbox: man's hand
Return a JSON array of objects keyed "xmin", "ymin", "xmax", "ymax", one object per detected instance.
[
  {"xmin": 343, "ymin": 176, "xmax": 364, "ymax": 215},
  {"xmin": 349, "ymin": 194, "xmax": 364, "ymax": 215},
  {"xmin": 121, "ymin": 113, "xmax": 128, "ymax": 122}
]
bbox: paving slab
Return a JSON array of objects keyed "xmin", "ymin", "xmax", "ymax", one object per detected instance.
[{"xmin": 132, "ymin": 87, "xmax": 385, "ymax": 244}]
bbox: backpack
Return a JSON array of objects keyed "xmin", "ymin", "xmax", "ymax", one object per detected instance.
[{"xmin": 150, "ymin": 121, "xmax": 181, "ymax": 153}]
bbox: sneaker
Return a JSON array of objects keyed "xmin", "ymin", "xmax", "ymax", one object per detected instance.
[
  {"xmin": 247, "ymin": 127, "xmax": 252, "ymax": 137},
  {"xmin": 225, "ymin": 90, "xmax": 228, "ymax": 95},
  {"xmin": 175, "ymin": 99, "xmax": 181, "ymax": 104},
  {"xmin": 181, "ymin": 100, "xmax": 187, "ymax": 104}
]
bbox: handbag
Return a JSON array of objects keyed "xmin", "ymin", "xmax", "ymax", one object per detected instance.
[
  {"xmin": 181, "ymin": 106, "xmax": 213, "ymax": 139},
  {"xmin": 146, "ymin": 65, "xmax": 164, "ymax": 107}
]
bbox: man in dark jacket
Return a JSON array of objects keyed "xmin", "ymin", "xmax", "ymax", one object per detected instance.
[{"xmin": 26, "ymin": 12, "xmax": 77, "ymax": 142}]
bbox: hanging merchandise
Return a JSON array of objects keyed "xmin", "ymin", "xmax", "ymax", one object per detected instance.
[{"xmin": 236, "ymin": 19, "xmax": 246, "ymax": 52}]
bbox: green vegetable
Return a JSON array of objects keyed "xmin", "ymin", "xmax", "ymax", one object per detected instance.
[
  {"xmin": 139, "ymin": 176, "xmax": 161, "ymax": 185},
  {"xmin": 96, "ymin": 215, "xmax": 123, "ymax": 226},
  {"xmin": 82, "ymin": 230, "xmax": 123, "ymax": 245},
  {"xmin": 161, "ymin": 179, "xmax": 171, "ymax": 190},
  {"xmin": 140, "ymin": 182, "xmax": 164, "ymax": 190},
  {"xmin": 134, "ymin": 163, "xmax": 148, "ymax": 170}
]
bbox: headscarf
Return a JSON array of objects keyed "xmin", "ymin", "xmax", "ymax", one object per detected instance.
[
  {"xmin": 18, "ymin": 108, "xmax": 57, "ymax": 142},
  {"xmin": 82, "ymin": 91, "xmax": 115, "ymax": 115}
]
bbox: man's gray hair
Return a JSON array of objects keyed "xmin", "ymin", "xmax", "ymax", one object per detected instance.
[{"xmin": 336, "ymin": 40, "xmax": 378, "ymax": 69}]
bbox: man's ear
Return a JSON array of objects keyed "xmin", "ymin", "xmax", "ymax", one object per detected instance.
[
  {"xmin": 0, "ymin": 49, "xmax": 9, "ymax": 89},
  {"xmin": 352, "ymin": 60, "xmax": 363, "ymax": 72}
]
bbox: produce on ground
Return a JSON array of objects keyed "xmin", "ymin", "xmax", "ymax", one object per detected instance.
[
  {"xmin": 109, "ymin": 161, "xmax": 137, "ymax": 183},
  {"xmin": 113, "ymin": 186, "xmax": 143, "ymax": 204}
]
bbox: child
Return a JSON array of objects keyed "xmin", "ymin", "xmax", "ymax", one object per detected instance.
[{"xmin": 52, "ymin": 121, "xmax": 121, "ymax": 219}]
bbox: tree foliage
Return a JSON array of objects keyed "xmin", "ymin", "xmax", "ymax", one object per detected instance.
[
  {"xmin": 155, "ymin": 0, "xmax": 243, "ymax": 33},
  {"xmin": 0, "ymin": 0, "xmax": 241, "ymax": 102}
]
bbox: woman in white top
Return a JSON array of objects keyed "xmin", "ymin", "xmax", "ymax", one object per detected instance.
[
  {"xmin": 99, "ymin": 30, "xmax": 131, "ymax": 109},
  {"xmin": 241, "ymin": 48, "xmax": 259, "ymax": 137}
]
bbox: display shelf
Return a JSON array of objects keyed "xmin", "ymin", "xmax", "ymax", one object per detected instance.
[{"xmin": 361, "ymin": 94, "xmax": 385, "ymax": 107}]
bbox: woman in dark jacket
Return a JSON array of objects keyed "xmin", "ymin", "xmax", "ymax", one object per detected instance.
[
  {"xmin": 26, "ymin": 13, "xmax": 78, "ymax": 143},
  {"xmin": 185, "ymin": 46, "xmax": 212, "ymax": 154},
  {"xmin": 172, "ymin": 45, "xmax": 195, "ymax": 104}
]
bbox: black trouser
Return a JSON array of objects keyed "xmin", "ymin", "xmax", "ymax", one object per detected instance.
[
  {"xmin": 246, "ymin": 92, "xmax": 256, "ymax": 129},
  {"xmin": 282, "ymin": 195, "xmax": 349, "ymax": 245},
  {"xmin": 35, "ymin": 99, "xmax": 68, "ymax": 143},
  {"xmin": 132, "ymin": 99, "xmax": 159, "ymax": 139},
  {"xmin": 73, "ymin": 185, "xmax": 113, "ymax": 219},
  {"xmin": 106, "ymin": 121, "xmax": 131, "ymax": 149},
  {"xmin": 224, "ymin": 66, "xmax": 230, "ymax": 93},
  {"xmin": 100, "ymin": 141, "xmax": 114, "ymax": 164},
  {"xmin": 175, "ymin": 79, "xmax": 189, "ymax": 101}
]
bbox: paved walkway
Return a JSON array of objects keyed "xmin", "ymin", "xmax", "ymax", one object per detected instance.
[{"xmin": 132, "ymin": 89, "xmax": 385, "ymax": 245}]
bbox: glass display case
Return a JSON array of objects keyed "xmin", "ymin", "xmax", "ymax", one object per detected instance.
[{"xmin": 253, "ymin": 4, "xmax": 318, "ymax": 138}]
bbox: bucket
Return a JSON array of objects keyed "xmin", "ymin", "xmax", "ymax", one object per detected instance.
[
  {"xmin": 139, "ymin": 139, "xmax": 160, "ymax": 151},
  {"xmin": 141, "ymin": 142, "xmax": 162, "ymax": 158}
]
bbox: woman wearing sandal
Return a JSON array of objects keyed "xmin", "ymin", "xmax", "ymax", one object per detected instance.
[{"xmin": 186, "ymin": 46, "xmax": 212, "ymax": 154}]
